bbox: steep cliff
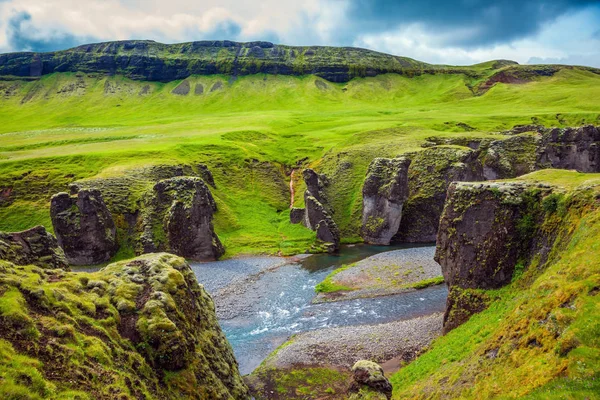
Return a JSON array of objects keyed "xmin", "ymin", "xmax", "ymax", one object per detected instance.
[
  {"xmin": 361, "ymin": 157, "xmax": 410, "ymax": 245},
  {"xmin": 140, "ymin": 177, "xmax": 224, "ymax": 260},
  {"xmin": 50, "ymin": 189, "xmax": 118, "ymax": 265},
  {"xmin": 63, "ymin": 164, "xmax": 225, "ymax": 262},
  {"xmin": 391, "ymin": 170, "xmax": 600, "ymax": 398},
  {"xmin": 291, "ymin": 169, "xmax": 340, "ymax": 251},
  {"xmin": 435, "ymin": 181, "xmax": 553, "ymax": 331},
  {"xmin": 538, "ymin": 125, "xmax": 600, "ymax": 172},
  {"xmin": 394, "ymin": 146, "xmax": 485, "ymax": 243},
  {"xmin": 0, "ymin": 252, "xmax": 249, "ymax": 399}
]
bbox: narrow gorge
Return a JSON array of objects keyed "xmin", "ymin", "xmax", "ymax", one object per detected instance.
[{"xmin": 1, "ymin": 39, "xmax": 599, "ymax": 399}]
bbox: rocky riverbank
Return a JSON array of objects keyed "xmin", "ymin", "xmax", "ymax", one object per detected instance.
[{"xmin": 262, "ymin": 313, "xmax": 443, "ymax": 370}]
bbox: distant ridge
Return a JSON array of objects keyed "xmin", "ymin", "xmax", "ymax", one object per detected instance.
[{"xmin": 0, "ymin": 40, "xmax": 598, "ymax": 83}]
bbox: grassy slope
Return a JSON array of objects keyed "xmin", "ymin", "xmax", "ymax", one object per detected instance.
[
  {"xmin": 391, "ymin": 170, "xmax": 600, "ymax": 399},
  {"xmin": 0, "ymin": 69, "xmax": 599, "ymax": 256}
]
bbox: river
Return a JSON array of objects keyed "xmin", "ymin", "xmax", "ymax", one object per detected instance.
[{"xmin": 191, "ymin": 244, "xmax": 448, "ymax": 375}]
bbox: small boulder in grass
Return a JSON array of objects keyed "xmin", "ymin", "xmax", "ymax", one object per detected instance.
[{"xmin": 348, "ymin": 360, "xmax": 393, "ymax": 400}]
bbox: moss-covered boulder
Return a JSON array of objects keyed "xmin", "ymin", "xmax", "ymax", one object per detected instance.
[
  {"xmin": 0, "ymin": 253, "xmax": 249, "ymax": 399},
  {"xmin": 361, "ymin": 157, "xmax": 410, "ymax": 245},
  {"xmin": 348, "ymin": 360, "xmax": 392, "ymax": 400},
  {"xmin": 50, "ymin": 189, "xmax": 118, "ymax": 265},
  {"xmin": 141, "ymin": 177, "xmax": 224, "ymax": 260},
  {"xmin": 0, "ymin": 225, "xmax": 69, "ymax": 270},
  {"xmin": 435, "ymin": 181, "xmax": 553, "ymax": 331}
]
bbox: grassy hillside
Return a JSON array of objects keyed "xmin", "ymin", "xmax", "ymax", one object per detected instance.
[
  {"xmin": 390, "ymin": 170, "xmax": 600, "ymax": 398},
  {"xmin": 1, "ymin": 68, "xmax": 599, "ymax": 257}
]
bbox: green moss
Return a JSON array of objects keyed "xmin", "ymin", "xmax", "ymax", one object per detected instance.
[
  {"xmin": 314, "ymin": 264, "xmax": 356, "ymax": 293},
  {"xmin": 411, "ymin": 276, "xmax": 445, "ymax": 289}
]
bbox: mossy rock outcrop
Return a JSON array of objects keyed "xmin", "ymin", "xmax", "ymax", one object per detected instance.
[
  {"xmin": 0, "ymin": 225, "xmax": 69, "ymax": 270},
  {"xmin": 435, "ymin": 181, "xmax": 555, "ymax": 332},
  {"xmin": 538, "ymin": 125, "xmax": 600, "ymax": 172},
  {"xmin": 291, "ymin": 169, "xmax": 340, "ymax": 251},
  {"xmin": 361, "ymin": 157, "xmax": 410, "ymax": 245},
  {"xmin": 395, "ymin": 146, "xmax": 484, "ymax": 243},
  {"xmin": 0, "ymin": 252, "xmax": 249, "ymax": 399},
  {"xmin": 50, "ymin": 189, "xmax": 118, "ymax": 265},
  {"xmin": 140, "ymin": 177, "xmax": 224, "ymax": 260},
  {"xmin": 69, "ymin": 164, "xmax": 224, "ymax": 262}
]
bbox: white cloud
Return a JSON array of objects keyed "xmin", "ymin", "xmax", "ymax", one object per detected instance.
[
  {"xmin": 351, "ymin": 7, "xmax": 600, "ymax": 67},
  {"xmin": 0, "ymin": 0, "xmax": 599, "ymax": 68}
]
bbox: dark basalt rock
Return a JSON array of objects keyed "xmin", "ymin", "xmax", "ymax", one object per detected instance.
[
  {"xmin": 348, "ymin": 360, "xmax": 393, "ymax": 400},
  {"xmin": 0, "ymin": 225, "xmax": 69, "ymax": 270},
  {"xmin": 290, "ymin": 207, "xmax": 305, "ymax": 224},
  {"xmin": 395, "ymin": 147, "xmax": 484, "ymax": 243},
  {"xmin": 50, "ymin": 189, "xmax": 118, "ymax": 265},
  {"xmin": 300, "ymin": 169, "xmax": 340, "ymax": 250},
  {"xmin": 538, "ymin": 125, "xmax": 600, "ymax": 172},
  {"xmin": 435, "ymin": 181, "xmax": 550, "ymax": 331},
  {"xmin": 361, "ymin": 157, "xmax": 410, "ymax": 245},
  {"xmin": 141, "ymin": 177, "xmax": 224, "ymax": 261},
  {"xmin": 481, "ymin": 134, "xmax": 539, "ymax": 180}
]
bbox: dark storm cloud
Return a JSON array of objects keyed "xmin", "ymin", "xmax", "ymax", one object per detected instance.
[
  {"xmin": 344, "ymin": 0, "xmax": 600, "ymax": 47},
  {"xmin": 7, "ymin": 11, "xmax": 95, "ymax": 52}
]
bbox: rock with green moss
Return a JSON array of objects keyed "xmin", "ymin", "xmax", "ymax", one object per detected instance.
[
  {"xmin": 348, "ymin": 360, "xmax": 392, "ymax": 400},
  {"xmin": 297, "ymin": 169, "xmax": 340, "ymax": 251},
  {"xmin": 361, "ymin": 157, "xmax": 410, "ymax": 245},
  {"xmin": 481, "ymin": 134, "xmax": 540, "ymax": 179},
  {"xmin": 0, "ymin": 225, "xmax": 69, "ymax": 270},
  {"xmin": 538, "ymin": 125, "xmax": 600, "ymax": 172},
  {"xmin": 50, "ymin": 189, "xmax": 118, "ymax": 265},
  {"xmin": 0, "ymin": 253, "xmax": 249, "ymax": 399},
  {"xmin": 395, "ymin": 147, "xmax": 484, "ymax": 243},
  {"xmin": 435, "ymin": 181, "xmax": 553, "ymax": 331},
  {"xmin": 141, "ymin": 177, "xmax": 224, "ymax": 260}
]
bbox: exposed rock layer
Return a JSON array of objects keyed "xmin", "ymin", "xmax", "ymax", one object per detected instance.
[
  {"xmin": 435, "ymin": 181, "xmax": 553, "ymax": 331},
  {"xmin": 361, "ymin": 157, "xmax": 410, "ymax": 245},
  {"xmin": 141, "ymin": 177, "xmax": 224, "ymax": 261},
  {"xmin": 50, "ymin": 189, "xmax": 118, "ymax": 265},
  {"xmin": 291, "ymin": 169, "xmax": 340, "ymax": 251},
  {"xmin": 367, "ymin": 125, "xmax": 598, "ymax": 245}
]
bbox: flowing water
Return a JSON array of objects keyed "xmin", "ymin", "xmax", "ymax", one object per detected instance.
[{"xmin": 191, "ymin": 244, "xmax": 448, "ymax": 375}]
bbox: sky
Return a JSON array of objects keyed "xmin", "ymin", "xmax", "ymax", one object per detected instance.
[{"xmin": 0, "ymin": 0, "xmax": 599, "ymax": 67}]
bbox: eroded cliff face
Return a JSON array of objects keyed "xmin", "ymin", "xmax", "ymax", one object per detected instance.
[
  {"xmin": 361, "ymin": 157, "xmax": 410, "ymax": 245},
  {"xmin": 140, "ymin": 177, "xmax": 224, "ymax": 261},
  {"xmin": 0, "ymin": 225, "xmax": 69, "ymax": 270},
  {"xmin": 362, "ymin": 125, "xmax": 599, "ymax": 246},
  {"xmin": 394, "ymin": 147, "xmax": 485, "ymax": 243},
  {"xmin": 0, "ymin": 252, "xmax": 249, "ymax": 399},
  {"xmin": 538, "ymin": 125, "xmax": 600, "ymax": 172},
  {"xmin": 291, "ymin": 169, "xmax": 340, "ymax": 251},
  {"xmin": 50, "ymin": 189, "xmax": 118, "ymax": 265},
  {"xmin": 50, "ymin": 164, "xmax": 225, "ymax": 263},
  {"xmin": 435, "ymin": 181, "xmax": 555, "ymax": 332}
]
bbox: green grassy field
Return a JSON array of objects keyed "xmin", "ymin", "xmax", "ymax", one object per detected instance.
[{"xmin": 1, "ymin": 67, "xmax": 599, "ymax": 256}]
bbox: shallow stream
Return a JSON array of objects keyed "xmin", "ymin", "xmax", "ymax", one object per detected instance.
[{"xmin": 191, "ymin": 244, "xmax": 448, "ymax": 375}]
